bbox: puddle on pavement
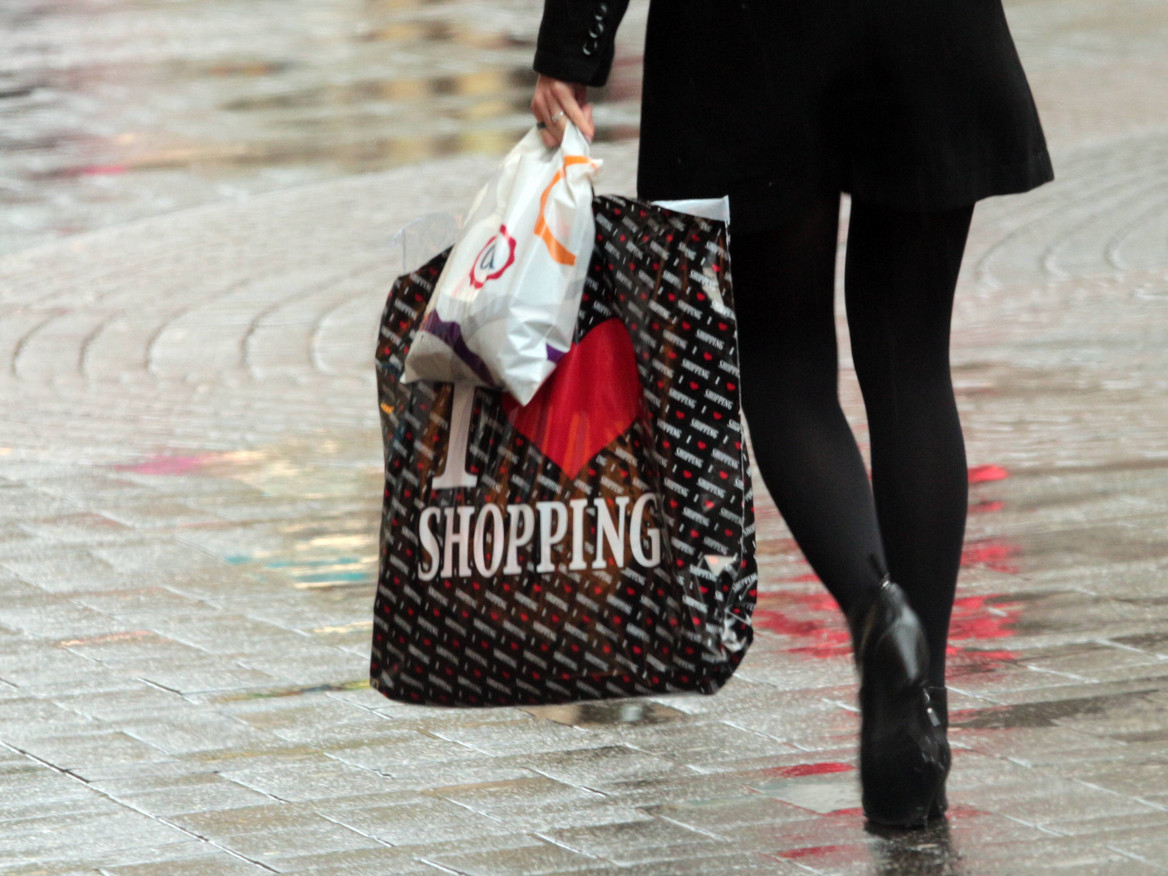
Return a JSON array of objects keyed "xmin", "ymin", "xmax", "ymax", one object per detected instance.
[
  {"xmin": 522, "ymin": 699, "xmax": 688, "ymax": 727},
  {"xmin": 0, "ymin": 0, "xmax": 641, "ymax": 254},
  {"xmin": 867, "ymin": 818, "xmax": 963, "ymax": 876},
  {"xmin": 750, "ymin": 588, "xmax": 1023, "ymax": 677},
  {"xmin": 749, "ymin": 460, "xmax": 1029, "ymax": 685},
  {"xmin": 954, "ymin": 688, "xmax": 1160, "ymax": 730},
  {"xmin": 771, "ymin": 818, "xmax": 963, "ymax": 876},
  {"xmin": 217, "ymin": 678, "xmax": 369, "ymax": 701},
  {"xmin": 113, "ymin": 434, "xmax": 383, "ymax": 592}
]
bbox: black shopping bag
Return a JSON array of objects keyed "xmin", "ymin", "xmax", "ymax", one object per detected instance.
[{"xmin": 371, "ymin": 195, "xmax": 757, "ymax": 706}]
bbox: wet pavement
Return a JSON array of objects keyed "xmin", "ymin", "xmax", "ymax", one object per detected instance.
[
  {"xmin": 0, "ymin": 0, "xmax": 644, "ymax": 256},
  {"xmin": 1, "ymin": 0, "xmax": 1168, "ymax": 873}
]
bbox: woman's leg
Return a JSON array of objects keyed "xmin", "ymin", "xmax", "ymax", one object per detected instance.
[
  {"xmin": 731, "ymin": 195, "xmax": 887, "ymax": 616},
  {"xmin": 844, "ymin": 200, "xmax": 975, "ymax": 688}
]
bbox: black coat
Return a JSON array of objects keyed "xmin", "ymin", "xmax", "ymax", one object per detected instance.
[{"xmin": 535, "ymin": 0, "xmax": 1053, "ymax": 232}]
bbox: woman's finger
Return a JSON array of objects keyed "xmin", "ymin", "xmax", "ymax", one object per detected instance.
[
  {"xmin": 532, "ymin": 75, "xmax": 592, "ymax": 146},
  {"xmin": 531, "ymin": 92, "xmax": 559, "ymax": 147},
  {"xmin": 571, "ymin": 83, "xmax": 596, "ymax": 142},
  {"xmin": 541, "ymin": 106, "xmax": 565, "ymax": 148},
  {"xmin": 531, "ymin": 82, "xmax": 564, "ymax": 147},
  {"xmin": 549, "ymin": 80, "xmax": 593, "ymax": 142}
]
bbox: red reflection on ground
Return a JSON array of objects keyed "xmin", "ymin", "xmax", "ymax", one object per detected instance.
[
  {"xmin": 969, "ymin": 464, "xmax": 1009, "ymax": 483},
  {"xmin": 77, "ymin": 164, "xmax": 129, "ymax": 176},
  {"xmin": 961, "ymin": 539, "xmax": 1019, "ymax": 574},
  {"xmin": 949, "ymin": 594, "xmax": 1019, "ymax": 642},
  {"xmin": 778, "ymin": 844, "xmax": 857, "ymax": 859},
  {"xmin": 753, "ymin": 585, "xmax": 1022, "ymax": 672},
  {"xmin": 775, "ymin": 761, "xmax": 853, "ymax": 778},
  {"xmin": 970, "ymin": 499, "xmax": 1005, "ymax": 514},
  {"xmin": 946, "ymin": 594, "xmax": 1021, "ymax": 675},
  {"xmin": 752, "ymin": 591, "xmax": 851, "ymax": 658},
  {"xmin": 830, "ymin": 807, "xmax": 865, "ymax": 817},
  {"xmin": 755, "ymin": 809, "xmax": 870, "ymax": 862}
]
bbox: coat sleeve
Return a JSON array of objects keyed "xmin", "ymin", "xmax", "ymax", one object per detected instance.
[{"xmin": 534, "ymin": 0, "xmax": 631, "ymax": 87}]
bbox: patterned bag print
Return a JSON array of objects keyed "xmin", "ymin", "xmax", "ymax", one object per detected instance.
[{"xmin": 371, "ymin": 195, "xmax": 758, "ymax": 706}]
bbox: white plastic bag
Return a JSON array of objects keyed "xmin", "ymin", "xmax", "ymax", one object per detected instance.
[{"xmin": 402, "ymin": 123, "xmax": 601, "ymax": 405}]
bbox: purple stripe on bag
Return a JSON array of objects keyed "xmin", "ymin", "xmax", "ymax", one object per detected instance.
[
  {"xmin": 419, "ymin": 312, "xmax": 494, "ymax": 385},
  {"xmin": 546, "ymin": 345, "xmax": 568, "ymax": 365}
]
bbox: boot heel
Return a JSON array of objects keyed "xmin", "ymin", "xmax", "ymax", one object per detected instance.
[
  {"xmin": 849, "ymin": 579, "xmax": 946, "ymax": 828},
  {"xmin": 927, "ymin": 685, "xmax": 951, "ymax": 819}
]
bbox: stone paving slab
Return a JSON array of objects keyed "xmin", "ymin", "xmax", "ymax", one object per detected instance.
[{"xmin": 2, "ymin": 0, "xmax": 1168, "ymax": 873}]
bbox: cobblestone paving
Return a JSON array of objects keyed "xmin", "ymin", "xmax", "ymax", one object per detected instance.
[
  {"xmin": 0, "ymin": 0, "xmax": 643, "ymax": 257},
  {"xmin": 2, "ymin": 0, "xmax": 1168, "ymax": 873}
]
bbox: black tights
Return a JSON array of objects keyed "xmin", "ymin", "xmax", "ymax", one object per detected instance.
[{"xmin": 732, "ymin": 196, "xmax": 973, "ymax": 687}]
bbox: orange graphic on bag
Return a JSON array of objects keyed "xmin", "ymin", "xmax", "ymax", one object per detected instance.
[{"xmin": 534, "ymin": 156, "xmax": 593, "ymax": 267}]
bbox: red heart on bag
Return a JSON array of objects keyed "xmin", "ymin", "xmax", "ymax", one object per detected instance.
[{"xmin": 502, "ymin": 319, "xmax": 643, "ymax": 477}]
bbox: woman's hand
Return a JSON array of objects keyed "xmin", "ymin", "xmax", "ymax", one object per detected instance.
[{"xmin": 531, "ymin": 74, "xmax": 594, "ymax": 148}]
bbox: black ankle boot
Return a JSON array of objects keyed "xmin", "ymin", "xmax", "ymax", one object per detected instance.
[
  {"xmin": 927, "ymin": 685, "xmax": 950, "ymax": 818},
  {"xmin": 848, "ymin": 577, "xmax": 947, "ymax": 828}
]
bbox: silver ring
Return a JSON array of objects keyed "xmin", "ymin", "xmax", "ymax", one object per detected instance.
[{"xmin": 550, "ymin": 111, "xmax": 566, "ymax": 125}]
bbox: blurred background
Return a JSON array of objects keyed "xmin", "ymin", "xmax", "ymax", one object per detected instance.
[{"xmin": 0, "ymin": 0, "xmax": 645, "ymax": 256}]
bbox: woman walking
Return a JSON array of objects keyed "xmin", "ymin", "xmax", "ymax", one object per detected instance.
[{"xmin": 530, "ymin": 0, "xmax": 1052, "ymax": 827}]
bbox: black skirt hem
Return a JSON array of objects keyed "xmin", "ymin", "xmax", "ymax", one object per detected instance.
[
  {"xmin": 848, "ymin": 148, "xmax": 1056, "ymax": 215},
  {"xmin": 676, "ymin": 147, "xmax": 1056, "ymax": 236}
]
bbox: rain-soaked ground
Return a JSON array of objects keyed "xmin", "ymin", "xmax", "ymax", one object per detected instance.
[
  {"xmin": 0, "ymin": 0, "xmax": 642, "ymax": 256},
  {"xmin": 2, "ymin": 0, "xmax": 1168, "ymax": 873}
]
